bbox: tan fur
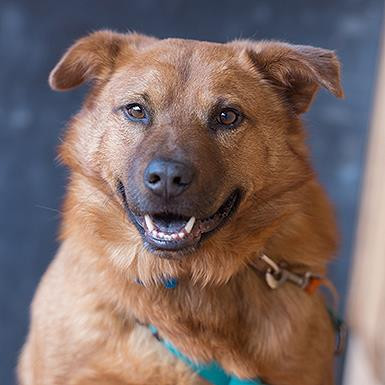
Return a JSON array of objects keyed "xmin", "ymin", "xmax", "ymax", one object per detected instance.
[{"xmin": 18, "ymin": 31, "xmax": 343, "ymax": 385}]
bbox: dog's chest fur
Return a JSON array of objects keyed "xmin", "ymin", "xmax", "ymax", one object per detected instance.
[{"xmin": 107, "ymin": 261, "xmax": 331, "ymax": 382}]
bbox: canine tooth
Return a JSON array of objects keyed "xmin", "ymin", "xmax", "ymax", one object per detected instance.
[
  {"xmin": 151, "ymin": 230, "xmax": 157, "ymax": 237},
  {"xmin": 184, "ymin": 217, "xmax": 196, "ymax": 234},
  {"xmin": 178, "ymin": 232, "xmax": 185, "ymax": 238},
  {"xmin": 158, "ymin": 232, "xmax": 165, "ymax": 238},
  {"xmin": 144, "ymin": 215, "xmax": 155, "ymax": 232},
  {"xmin": 171, "ymin": 234, "xmax": 178, "ymax": 240}
]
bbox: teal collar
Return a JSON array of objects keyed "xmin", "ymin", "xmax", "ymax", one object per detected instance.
[{"xmin": 148, "ymin": 325, "xmax": 265, "ymax": 385}]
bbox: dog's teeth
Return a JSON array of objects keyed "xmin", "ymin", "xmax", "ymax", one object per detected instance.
[
  {"xmin": 144, "ymin": 215, "xmax": 155, "ymax": 232},
  {"xmin": 171, "ymin": 234, "xmax": 178, "ymax": 240},
  {"xmin": 184, "ymin": 217, "xmax": 196, "ymax": 234},
  {"xmin": 178, "ymin": 232, "xmax": 185, "ymax": 238},
  {"xmin": 158, "ymin": 232, "xmax": 165, "ymax": 238},
  {"xmin": 164, "ymin": 235, "xmax": 172, "ymax": 241},
  {"xmin": 151, "ymin": 230, "xmax": 158, "ymax": 237}
]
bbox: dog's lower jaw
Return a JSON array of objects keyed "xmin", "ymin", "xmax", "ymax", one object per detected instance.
[{"xmin": 118, "ymin": 186, "xmax": 243, "ymax": 257}]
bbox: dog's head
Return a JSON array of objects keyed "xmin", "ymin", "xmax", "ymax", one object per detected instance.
[{"xmin": 51, "ymin": 31, "xmax": 342, "ymax": 284}]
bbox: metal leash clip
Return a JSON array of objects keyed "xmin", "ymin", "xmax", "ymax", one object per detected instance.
[{"xmin": 261, "ymin": 254, "xmax": 315, "ymax": 290}]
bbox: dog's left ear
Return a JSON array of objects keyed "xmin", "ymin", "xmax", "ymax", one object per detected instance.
[{"xmin": 231, "ymin": 40, "xmax": 344, "ymax": 114}]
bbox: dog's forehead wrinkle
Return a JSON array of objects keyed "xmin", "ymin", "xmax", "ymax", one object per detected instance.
[
  {"xmin": 113, "ymin": 66, "xmax": 164, "ymax": 89},
  {"xmin": 142, "ymin": 41, "xmax": 240, "ymax": 81}
]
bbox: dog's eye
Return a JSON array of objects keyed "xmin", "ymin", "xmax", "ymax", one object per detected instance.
[
  {"xmin": 123, "ymin": 104, "xmax": 147, "ymax": 121},
  {"xmin": 217, "ymin": 109, "xmax": 240, "ymax": 126}
]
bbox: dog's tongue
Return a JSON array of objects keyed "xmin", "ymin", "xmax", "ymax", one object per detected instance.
[{"xmin": 152, "ymin": 214, "xmax": 188, "ymax": 233}]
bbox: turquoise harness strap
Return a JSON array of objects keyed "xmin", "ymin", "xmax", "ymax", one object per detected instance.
[{"xmin": 148, "ymin": 325, "xmax": 264, "ymax": 385}]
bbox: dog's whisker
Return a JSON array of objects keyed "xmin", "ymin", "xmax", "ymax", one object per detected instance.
[{"xmin": 35, "ymin": 204, "xmax": 62, "ymax": 214}]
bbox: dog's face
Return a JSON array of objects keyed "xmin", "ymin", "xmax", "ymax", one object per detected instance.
[{"xmin": 51, "ymin": 31, "xmax": 342, "ymax": 280}]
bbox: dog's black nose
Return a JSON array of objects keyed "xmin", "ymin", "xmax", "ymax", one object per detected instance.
[{"xmin": 144, "ymin": 159, "xmax": 194, "ymax": 199}]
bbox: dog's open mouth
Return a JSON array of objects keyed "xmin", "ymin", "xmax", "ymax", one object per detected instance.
[{"xmin": 119, "ymin": 187, "xmax": 241, "ymax": 254}]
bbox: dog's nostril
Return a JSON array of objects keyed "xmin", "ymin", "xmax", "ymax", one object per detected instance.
[
  {"xmin": 173, "ymin": 176, "xmax": 182, "ymax": 185},
  {"xmin": 148, "ymin": 173, "xmax": 161, "ymax": 184}
]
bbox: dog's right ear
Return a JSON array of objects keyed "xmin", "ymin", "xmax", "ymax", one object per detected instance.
[{"xmin": 49, "ymin": 30, "xmax": 156, "ymax": 91}]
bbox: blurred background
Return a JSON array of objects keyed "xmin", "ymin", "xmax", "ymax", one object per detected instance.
[{"xmin": 0, "ymin": 0, "xmax": 384, "ymax": 384}]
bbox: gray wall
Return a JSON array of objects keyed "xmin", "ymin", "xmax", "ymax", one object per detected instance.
[{"xmin": 0, "ymin": 0, "xmax": 383, "ymax": 384}]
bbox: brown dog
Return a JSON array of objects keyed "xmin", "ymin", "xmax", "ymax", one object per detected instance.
[{"xmin": 18, "ymin": 31, "xmax": 343, "ymax": 385}]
